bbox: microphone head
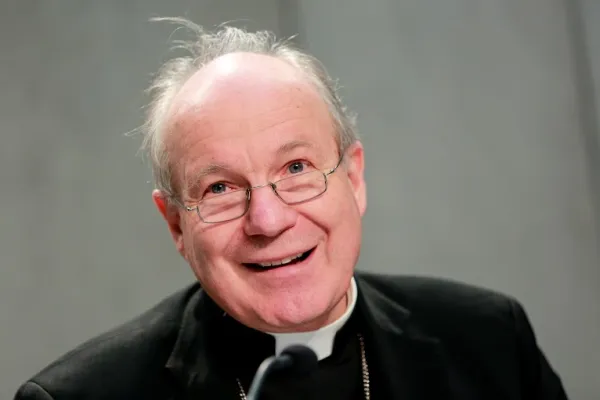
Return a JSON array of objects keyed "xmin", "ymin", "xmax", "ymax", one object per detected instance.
[{"xmin": 280, "ymin": 345, "xmax": 318, "ymax": 375}]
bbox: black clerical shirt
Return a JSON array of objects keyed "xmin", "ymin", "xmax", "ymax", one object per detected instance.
[{"xmin": 211, "ymin": 304, "xmax": 365, "ymax": 400}]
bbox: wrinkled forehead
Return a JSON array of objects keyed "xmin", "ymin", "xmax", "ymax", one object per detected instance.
[
  {"xmin": 164, "ymin": 53, "xmax": 339, "ymax": 173},
  {"xmin": 171, "ymin": 80, "xmax": 331, "ymax": 145}
]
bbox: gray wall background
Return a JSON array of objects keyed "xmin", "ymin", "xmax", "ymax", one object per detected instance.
[{"xmin": 1, "ymin": 1, "xmax": 598, "ymax": 399}]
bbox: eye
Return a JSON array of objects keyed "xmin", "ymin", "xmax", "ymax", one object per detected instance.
[
  {"xmin": 210, "ymin": 183, "xmax": 227, "ymax": 194},
  {"xmin": 202, "ymin": 182, "xmax": 231, "ymax": 198},
  {"xmin": 287, "ymin": 161, "xmax": 308, "ymax": 174}
]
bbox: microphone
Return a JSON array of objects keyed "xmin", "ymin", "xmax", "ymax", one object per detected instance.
[{"xmin": 246, "ymin": 345, "xmax": 318, "ymax": 400}]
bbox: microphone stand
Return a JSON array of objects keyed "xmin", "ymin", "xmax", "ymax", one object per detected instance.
[
  {"xmin": 246, "ymin": 355, "xmax": 283, "ymax": 400},
  {"xmin": 246, "ymin": 345, "xmax": 316, "ymax": 400},
  {"xmin": 246, "ymin": 354, "xmax": 292, "ymax": 400}
]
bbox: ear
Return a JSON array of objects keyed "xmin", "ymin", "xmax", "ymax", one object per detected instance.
[
  {"xmin": 344, "ymin": 141, "xmax": 367, "ymax": 216},
  {"xmin": 152, "ymin": 189, "xmax": 186, "ymax": 256}
]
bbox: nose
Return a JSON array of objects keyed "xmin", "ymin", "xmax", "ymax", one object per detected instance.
[{"xmin": 243, "ymin": 184, "xmax": 297, "ymax": 237}]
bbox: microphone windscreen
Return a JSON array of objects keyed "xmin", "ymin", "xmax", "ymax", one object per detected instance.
[{"xmin": 280, "ymin": 345, "xmax": 318, "ymax": 375}]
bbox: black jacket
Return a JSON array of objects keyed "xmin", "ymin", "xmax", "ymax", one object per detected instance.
[{"xmin": 14, "ymin": 272, "xmax": 568, "ymax": 399}]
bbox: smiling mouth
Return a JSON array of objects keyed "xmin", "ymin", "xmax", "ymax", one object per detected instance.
[{"xmin": 244, "ymin": 247, "xmax": 315, "ymax": 271}]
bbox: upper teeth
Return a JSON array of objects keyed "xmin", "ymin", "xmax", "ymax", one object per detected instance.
[{"xmin": 258, "ymin": 252, "xmax": 305, "ymax": 268}]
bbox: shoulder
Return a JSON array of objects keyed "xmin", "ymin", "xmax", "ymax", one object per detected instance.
[
  {"xmin": 16, "ymin": 283, "xmax": 200, "ymax": 399},
  {"xmin": 354, "ymin": 273, "xmax": 568, "ymax": 398},
  {"xmin": 355, "ymin": 271, "xmax": 522, "ymax": 335}
]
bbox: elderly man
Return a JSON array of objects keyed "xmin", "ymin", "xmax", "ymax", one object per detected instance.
[{"xmin": 15, "ymin": 18, "xmax": 568, "ymax": 400}]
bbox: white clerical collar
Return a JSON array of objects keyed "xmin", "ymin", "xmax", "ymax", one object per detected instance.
[{"xmin": 266, "ymin": 277, "xmax": 357, "ymax": 361}]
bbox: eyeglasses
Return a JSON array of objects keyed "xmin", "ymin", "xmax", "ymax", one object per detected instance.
[{"xmin": 178, "ymin": 157, "xmax": 343, "ymax": 224}]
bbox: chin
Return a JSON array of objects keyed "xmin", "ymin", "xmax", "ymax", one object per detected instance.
[
  {"xmin": 255, "ymin": 289, "xmax": 346, "ymax": 333},
  {"xmin": 260, "ymin": 314, "xmax": 327, "ymax": 333}
]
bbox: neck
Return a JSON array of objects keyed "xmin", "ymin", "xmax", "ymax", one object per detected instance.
[{"xmin": 266, "ymin": 277, "xmax": 357, "ymax": 361}]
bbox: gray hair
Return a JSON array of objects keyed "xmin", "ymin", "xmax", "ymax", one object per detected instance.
[{"xmin": 139, "ymin": 17, "xmax": 358, "ymax": 199}]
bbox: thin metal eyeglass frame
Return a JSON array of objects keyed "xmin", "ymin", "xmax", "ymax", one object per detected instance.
[{"xmin": 182, "ymin": 156, "xmax": 344, "ymax": 224}]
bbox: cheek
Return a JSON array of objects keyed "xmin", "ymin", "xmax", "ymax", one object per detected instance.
[
  {"xmin": 180, "ymin": 219, "xmax": 238, "ymax": 276},
  {"xmin": 305, "ymin": 181, "xmax": 363, "ymax": 255},
  {"xmin": 329, "ymin": 207, "xmax": 362, "ymax": 264},
  {"xmin": 323, "ymin": 181, "xmax": 362, "ymax": 225}
]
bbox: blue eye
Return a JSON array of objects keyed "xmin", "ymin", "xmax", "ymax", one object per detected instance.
[
  {"xmin": 209, "ymin": 183, "xmax": 227, "ymax": 194},
  {"xmin": 288, "ymin": 162, "xmax": 305, "ymax": 174}
]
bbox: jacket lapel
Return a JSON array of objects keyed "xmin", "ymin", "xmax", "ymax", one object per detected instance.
[
  {"xmin": 165, "ymin": 287, "xmax": 239, "ymax": 399},
  {"xmin": 356, "ymin": 273, "xmax": 455, "ymax": 400}
]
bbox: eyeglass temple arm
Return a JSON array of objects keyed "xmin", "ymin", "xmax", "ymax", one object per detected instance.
[
  {"xmin": 326, "ymin": 155, "xmax": 344, "ymax": 175},
  {"xmin": 162, "ymin": 194, "xmax": 196, "ymax": 211}
]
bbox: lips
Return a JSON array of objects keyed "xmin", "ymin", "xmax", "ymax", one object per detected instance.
[{"xmin": 244, "ymin": 247, "xmax": 315, "ymax": 271}]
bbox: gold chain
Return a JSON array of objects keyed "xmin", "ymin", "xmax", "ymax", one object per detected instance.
[{"xmin": 237, "ymin": 333, "xmax": 370, "ymax": 399}]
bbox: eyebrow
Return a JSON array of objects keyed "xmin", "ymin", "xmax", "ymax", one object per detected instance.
[
  {"xmin": 276, "ymin": 140, "xmax": 315, "ymax": 156},
  {"xmin": 186, "ymin": 140, "xmax": 316, "ymax": 185},
  {"xmin": 185, "ymin": 163, "xmax": 229, "ymax": 188},
  {"xmin": 194, "ymin": 163, "xmax": 227, "ymax": 178}
]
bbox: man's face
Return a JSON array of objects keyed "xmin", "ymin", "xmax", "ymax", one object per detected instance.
[{"xmin": 154, "ymin": 53, "xmax": 367, "ymax": 333}]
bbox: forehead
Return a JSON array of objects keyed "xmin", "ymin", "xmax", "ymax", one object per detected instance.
[{"xmin": 166, "ymin": 53, "xmax": 338, "ymax": 170}]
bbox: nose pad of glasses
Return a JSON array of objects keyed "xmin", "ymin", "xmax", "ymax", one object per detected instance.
[
  {"xmin": 248, "ymin": 182, "xmax": 287, "ymax": 217},
  {"xmin": 247, "ymin": 182, "xmax": 278, "ymax": 197}
]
